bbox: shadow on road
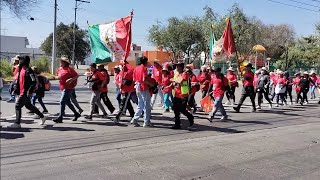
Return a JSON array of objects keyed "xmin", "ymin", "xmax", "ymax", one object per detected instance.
[
  {"xmin": 41, "ymin": 125, "xmax": 95, "ymax": 132},
  {"xmin": 0, "ymin": 132, "xmax": 25, "ymax": 139}
]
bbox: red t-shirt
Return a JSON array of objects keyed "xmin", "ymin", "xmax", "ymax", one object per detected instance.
[
  {"xmin": 317, "ymin": 76, "xmax": 320, "ymax": 86},
  {"xmin": 212, "ymin": 76, "xmax": 228, "ymax": 98},
  {"xmin": 277, "ymin": 77, "xmax": 286, "ymax": 85},
  {"xmin": 115, "ymin": 73, "xmax": 121, "ymax": 86},
  {"xmin": 197, "ymin": 72, "xmax": 211, "ymax": 91},
  {"xmin": 190, "ymin": 75, "xmax": 199, "ymax": 95},
  {"xmin": 169, "ymin": 70, "xmax": 174, "ymax": 78},
  {"xmin": 243, "ymin": 71, "xmax": 254, "ymax": 87},
  {"xmin": 152, "ymin": 67, "xmax": 162, "ymax": 84},
  {"xmin": 91, "ymin": 71, "xmax": 104, "ymax": 92},
  {"xmin": 14, "ymin": 67, "xmax": 26, "ymax": 95},
  {"xmin": 226, "ymin": 72, "xmax": 237, "ymax": 87},
  {"xmin": 56, "ymin": 66, "xmax": 78, "ymax": 90},
  {"xmin": 253, "ymin": 74, "xmax": 259, "ymax": 88},
  {"xmin": 133, "ymin": 64, "xmax": 148, "ymax": 91},
  {"xmin": 120, "ymin": 68, "xmax": 135, "ymax": 93},
  {"xmin": 13, "ymin": 65, "xmax": 19, "ymax": 76},
  {"xmin": 174, "ymin": 72, "xmax": 189, "ymax": 98},
  {"xmin": 100, "ymin": 71, "xmax": 108, "ymax": 92},
  {"xmin": 162, "ymin": 75, "xmax": 172, "ymax": 93},
  {"xmin": 310, "ymin": 76, "xmax": 317, "ymax": 86}
]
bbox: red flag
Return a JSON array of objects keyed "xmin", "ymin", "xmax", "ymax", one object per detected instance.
[
  {"xmin": 116, "ymin": 12, "xmax": 133, "ymax": 61},
  {"xmin": 222, "ymin": 18, "xmax": 236, "ymax": 58}
]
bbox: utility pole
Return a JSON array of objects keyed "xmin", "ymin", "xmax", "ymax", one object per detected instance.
[
  {"xmin": 72, "ymin": 0, "xmax": 90, "ymax": 67},
  {"xmin": 51, "ymin": 0, "xmax": 58, "ymax": 74}
]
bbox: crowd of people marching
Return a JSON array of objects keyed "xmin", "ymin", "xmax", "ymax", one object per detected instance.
[{"xmin": 2, "ymin": 55, "xmax": 320, "ymax": 129}]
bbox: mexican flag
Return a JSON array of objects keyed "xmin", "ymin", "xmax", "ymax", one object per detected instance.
[{"xmin": 88, "ymin": 13, "xmax": 133, "ymax": 63}]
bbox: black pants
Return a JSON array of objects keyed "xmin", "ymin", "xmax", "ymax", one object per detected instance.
[
  {"xmin": 226, "ymin": 86, "xmax": 236, "ymax": 102},
  {"xmin": 236, "ymin": 86, "xmax": 256, "ymax": 110},
  {"xmin": 257, "ymin": 88, "xmax": 272, "ymax": 106},
  {"xmin": 286, "ymin": 88, "xmax": 293, "ymax": 103},
  {"xmin": 302, "ymin": 89, "xmax": 309, "ymax": 103},
  {"xmin": 276, "ymin": 93, "xmax": 287, "ymax": 105},
  {"xmin": 296, "ymin": 91, "xmax": 303, "ymax": 103},
  {"xmin": 16, "ymin": 95, "xmax": 44, "ymax": 124},
  {"xmin": 172, "ymin": 97, "xmax": 194, "ymax": 127},
  {"xmin": 188, "ymin": 94, "xmax": 196, "ymax": 109},
  {"xmin": 115, "ymin": 92, "xmax": 134, "ymax": 120},
  {"xmin": 202, "ymin": 90, "xmax": 208, "ymax": 99},
  {"xmin": 94, "ymin": 92, "xmax": 116, "ymax": 114}
]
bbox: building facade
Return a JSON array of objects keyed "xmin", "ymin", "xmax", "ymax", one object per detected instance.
[{"xmin": 0, "ymin": 35, "xmax": 45, "ymax": 60}]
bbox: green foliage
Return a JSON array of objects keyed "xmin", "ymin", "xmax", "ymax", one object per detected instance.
[
  {"xmin": 30, "ymin": 56, "xmax": 50, "ymax": 73},
  {"xmin": 0, "ymin": 60, "xmax": 13, "ymax": 78},
  {"xmin": 40, "ymin": 23, "xmax": 90, "ymax": 65}
]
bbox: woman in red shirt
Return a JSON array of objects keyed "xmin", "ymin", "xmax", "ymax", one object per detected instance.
[
  {"xmin": 162, "ymin": 67, "xmax": 173, "ymax": 112},
  {"xmin": 208, "ymin": 67, "xmax": 228, "ymax": 122},
  {"xmin": 186, "ymin": 64, "xmax": 199, "ymax": 114},
  {"xmin": 197, "ymin": 65, "xmax": 211, "ymax": 99},
  {"xmin": 275, "ymin": 71, "xmax": 287, "ymax": 107},
  {"xmin": 225, "ymin": 67, "xmax": 238, "ymax": 105},
  {"xmin": 293, "ymin": 73, "xmax": 302, "ymax": 104},
  {"xmin": 309, "ymin": 71, "xmax": 317, "ymax": 99}
]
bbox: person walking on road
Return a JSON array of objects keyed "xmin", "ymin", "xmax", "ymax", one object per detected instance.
[
  {"xmin": 274, "ymin": 71, "xmax": 287, "ymax": 107},
  {"xmin": 84, "ymin": 63, "xmax": 108, "ymax": 120},
  {"xmin": 207, "ymin": 67, "xmax": 229, "ymax": 122},
  {"xmin": 97, "ymin": 64, "xmax": 116, "ymax": 114},
  {"xmin": 8, "ymin": 56, "xmax": 46, "ymax": 128},
  {"xmin": 197, "ymin": 65, "xmax": 211, "ymax": 99},
  {"xmin": 161, "ymin": 66, "xmax": 173, "ymax": 113},
  {"xmin": 233, "ymin": 63, "xmax": 256, "ymax": 112},
  {"xmin": 256, "ymin": 67, "xmax": 272, "ymax": 109},
  {"xmin": 225, "ymin": 67, "xmax": 238, "ymax": 105},
  {"xmin": 113, "ymin": 66, "xmax": 122, "ymax": 110},
  {"xmin": 186, "ymin": 64, "xmax": 199, "ymax": 114},
  {"xmin": 171, "ymin": 61, "xmax": 194, "ymax": 130},
  {"xmin": 151, "ymin": 59, "xmax": 164, "ymax": 108},
  {"xmin": 112, "ymin": 61, "xmax": 135, "ymax": 124},
  {"xmin": 31, "ymin": 66, "xmax": 49, "ymax": 114},
  {"xmin": 53, "ymin": 57, "xmax": 81, "ymax": 123},
  {"xmin": 309, "ymin": 71, "xmax": 318, "ymax": 100},
  {"xmin": 299, "ymin": 71, "xmax": 315, "ymax": 105},
  {"xmin": 131, "ymin": 56, "xmax": 153, "ymax": 127}
]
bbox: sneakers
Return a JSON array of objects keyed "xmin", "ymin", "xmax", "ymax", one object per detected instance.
[
  {"xmin": 225, "ymin": 101, "xmax": 231, "ymax": 105},
  {"xmin": 53, "ymin": 117, "xmax": 63, "ymax": 123},
  {"xmin": 72, "ymin": 113, "xmax": 81, "ymax": 121},
  {"xmin": 84, "ymin": 115, "xmax": 92, "ymax": 120},
  {"xmin": 112, "ymin": 118, "xmax": 120, "ymax": 124},
  {"xmin": 275, "ymin": 104, "xmax": 279, "ymax": 107},
  {"xmin": 130, "ymin": 119, "xmax": 140, "ymax": 127},
  {"xmin": 78, "ymin": 109, "xmax": 84, "ymax": 115},
  {"xmin": 143, "ymin": 123, "xmax": 153, "ymax": 128},
  {"xmin": 233, "ymin": 107, "xmax": 240, "ymax": 113},
  {"xmin": 256, "ymin": 105, "xmax": 261, "ymax": 109},
  {"xmin": 40, "ymin": 116, "xmax": 47, "ymax": 125},
  {"xmin": 207, "ymin": 115, "xmax": 214, "ymax": 123},
  {"xmin": 42, "ymin": 110, "xmax": 49, "ymax": 114},
  {"xmin": 269, "ymin": 104, "xmax": 273, "ymax": 109},
  {"xmin": 7, "ymin": 123, "xmax": 21, "ymax": 128},
  {"xmin": 220, "ymin": 116, "xmax": 228, "ymax": 121}
]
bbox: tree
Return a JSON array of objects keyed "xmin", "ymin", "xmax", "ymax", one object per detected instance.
[
  {"xmin": 41, "ymin": 23, "xmax": 90, "ymax": 65},
  {"xmin": 1, "ymin": 0, "xmax": 40, "ymax": 18}
]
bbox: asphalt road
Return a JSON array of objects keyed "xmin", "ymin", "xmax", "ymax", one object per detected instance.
[{"xmin": 1, "ymin": 76, "xmax": 320, "ymax": 180}]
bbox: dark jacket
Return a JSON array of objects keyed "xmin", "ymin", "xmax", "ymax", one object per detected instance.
[
  {"xmin": 257, "ymin": 74, "xmax": 270, "ymax": 89},
  {"xmin": 15, "ymin": 67, "xmax": 37, "ymax": 96},
  {"xmin": 35, "ymin": 75, "xmax": 46, "ymax": 97}
]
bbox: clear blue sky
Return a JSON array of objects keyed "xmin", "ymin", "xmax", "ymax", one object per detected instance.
[{"xmin": 1, "ymin": 0, "xmax": 319, "ymax": 50}]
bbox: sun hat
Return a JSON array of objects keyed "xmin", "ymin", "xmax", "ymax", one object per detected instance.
[
  {"xmin": 60, "ymin": 56, "xmax": 70, "ymax": 64},
  {"xmin": 114, "ymin": 65, "xmax": 120, "ymax": 69},
  {"xmin": 227, "ymin": 67, "xmax": 234, "ymax": 71},
  {"xmin": 162, "ymin": 66, "xmax": 169, "ymax": 71}
]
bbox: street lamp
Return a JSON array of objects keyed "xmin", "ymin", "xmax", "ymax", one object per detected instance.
[{"xmin": 72, "ymin": 0, "xmax": 90, "ymax": 68}]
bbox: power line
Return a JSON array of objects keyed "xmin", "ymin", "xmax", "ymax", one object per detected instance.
[
  {"xmin": 265, "ymin": 0, "xmax": 320, "ymax": 12},
  {"xmin": 287, "ymin": 0, "xmax": 320, "ymax": 8}
]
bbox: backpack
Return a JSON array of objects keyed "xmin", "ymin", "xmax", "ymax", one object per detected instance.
[{"xmin": 44, "ymin": 77, "xmax": 51, "ymax": 91}]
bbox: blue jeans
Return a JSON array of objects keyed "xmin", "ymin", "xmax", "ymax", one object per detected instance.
[
  {"xmin": 59, "ymin": 89, "xmax": 78, "ymax": 118},
  {"xmin": 115, "ymin": 88, "xmax": 121, "ymax": 108},
  {"xmin": 163, "ymin": 93, "xmax": 172, "ymax": 110},
  {"xmin": 132, "ymin": 90, "xmax": 151, "ymax": 124},
  {"xmin": 209, "ymin": 96, "xmax": 227, "ymax": 117},
  {"xmin": 310, "ymin": 85, "xmax": 316, "ymax": 99},
  {"xmin": 32, "ymin": 94, "xmax": 48, "ymax": 112}
]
